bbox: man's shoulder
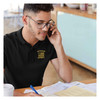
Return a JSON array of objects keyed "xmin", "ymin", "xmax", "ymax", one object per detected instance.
[
  {"xmin": 4, "ymin": 30, "xmax": 19, "ymax": 46},
  {"xmin": 4, "ymin": 30, "xmax": 17, "ymax": 39}
]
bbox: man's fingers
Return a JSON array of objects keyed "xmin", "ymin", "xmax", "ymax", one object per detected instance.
[
  {"xmin": 31, "ymin": 92, "xmax": 42, "ymax": 96},
  {"xmin": 50, "ymin": 25, "xmax": 56, "ymax": 31},
  {"xmin": 52, "ymin": 28, "xmax": 58, "ymax": 35},
  {"xmin": 24, "ymin": 92, "xmax": 43, "ymax": 96}
]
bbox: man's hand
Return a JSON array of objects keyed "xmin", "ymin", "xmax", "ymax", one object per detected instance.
[
  {"xmin": 48, "ymin": 25, "xmax": 72, "ymax": 83},
  {"xmin": 47, "ymin": 24, "xmax": 62, "ymax": 47},
  {"xmin": 23, "ymin": 92, "xmax": 43, "ymax": 96}
]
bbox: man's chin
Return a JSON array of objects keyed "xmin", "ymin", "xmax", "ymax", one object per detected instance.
[{"xmin": 38, "ymin": 37, "xmax": 46, "ymax": 41}]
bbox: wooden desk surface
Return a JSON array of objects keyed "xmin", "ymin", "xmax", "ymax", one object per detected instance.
[{"xmin": 14, "ymin": 78, "xmax": 96, "ymax": 94}]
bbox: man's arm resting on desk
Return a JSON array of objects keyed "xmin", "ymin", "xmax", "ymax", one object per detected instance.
[
  {"xmin": 14, "ymin": 90, "xmax": 42, "ymax": 96},
  {"xmin": 48, "ymin": 23, "xmax": 72, "ymax": 83},
  {"xmin": 51, "ymin": 44, "xmax": 72, "ymax": 83}
]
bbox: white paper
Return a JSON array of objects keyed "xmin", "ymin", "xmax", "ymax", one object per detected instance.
[
  {"xmin": 24, "ymin": 81, "xmax": 70, "ymax": 96},
  {"xmin": 24, "ymin": 81, "xmax": 85, "ymax": 96},
  {"xmin": 78, "ymin": 83, "xmax": 96, "ymax": 93},
  {"xmin": 24, "ymin": 81, "xmax": 96, "ymax": 96}
]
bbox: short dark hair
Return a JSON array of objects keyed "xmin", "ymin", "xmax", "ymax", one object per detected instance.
[{"xmin": 23, "ymin": 4, "xmax": 54, "ymax": 14}]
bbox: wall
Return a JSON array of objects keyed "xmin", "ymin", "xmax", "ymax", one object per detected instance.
[{"xmin": 57, "ymin": 11, "xmax": 96, "ymax": 69}]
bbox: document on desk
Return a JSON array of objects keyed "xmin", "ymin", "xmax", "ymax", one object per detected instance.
[
  {"xmin": 78, "ymin": 83, "xmax": 96, "ymax": 93},
  {"xmin": 55, "ymin": 86, "xmax": 96, "ymax": 96},
  {"xmin": 24, "ymin": 81, "xmax": 70, "ymax": 96},
  {"xmin": 24, "ymin": 81, "xmax": 96, "ymax": 96}
]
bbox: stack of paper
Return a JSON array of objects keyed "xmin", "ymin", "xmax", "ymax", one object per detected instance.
[
  {"xmin": 24, "ymin": 81, "xmax": 70, "ymax": 96},
  {"xmin": 24, "ymin": 81, "xmax": 96, "ymax": 96},
  {"xmin": 78, "ymin": 83, "xmax": 96, "ymax": 93}
]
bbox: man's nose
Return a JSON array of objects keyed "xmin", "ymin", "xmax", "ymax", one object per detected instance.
[{"xmin": 42, "ymin": 25, "xmax": 48, "ymax": 31}]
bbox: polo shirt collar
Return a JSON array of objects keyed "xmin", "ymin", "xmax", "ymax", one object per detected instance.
[{"xmin": 17, "ymin": 27, "xmax": 47, "ymax": 47}]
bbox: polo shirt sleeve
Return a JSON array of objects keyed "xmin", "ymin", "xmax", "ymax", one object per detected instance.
[
  {"xmin": 50, "ymin": 44, "xmax": 57, "ymax": 60},
  {"xmin": 4, "ymin": 35, "xmax": 7, "ymax": 69},
  {"xmin": 4, "ymin": 52, "xmax": 7, "ymax": 69}
]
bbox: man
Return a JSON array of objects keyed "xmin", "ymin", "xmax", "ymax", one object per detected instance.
[{"xmin": 4, "ymin": 4, "xmax": 72, "ymax": 96}]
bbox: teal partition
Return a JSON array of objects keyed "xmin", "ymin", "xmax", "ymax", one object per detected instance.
[{"xmin": 57, "ymin": 11, "xmax": 96, "ymax": 69}]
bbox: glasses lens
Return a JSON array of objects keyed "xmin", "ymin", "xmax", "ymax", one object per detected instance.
[
  {"xmin": 49, "ymin": 20, "xmax": 55, "ymax": 25},
  {"xmin": 38, "ymin": 24, "xmax": 44, "ymax": 29},
  {"xmin": 46, "ymin": 20, "xmax": 55, "ymax": 28},
  {"xmin": 38, "ymin": 20, "xmax": 55, "ymax": 29},
  {"xmin": 49, "ymin": 20, "xmax": 54, "ymax": 27}
]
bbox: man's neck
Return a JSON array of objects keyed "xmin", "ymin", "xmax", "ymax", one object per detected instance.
[{"xmin": 22, "ymin": 27, "xmax": 39, "ymax": 46}]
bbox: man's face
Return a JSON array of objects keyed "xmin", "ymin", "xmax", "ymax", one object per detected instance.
[{"xmin": 26, "ymin": 11, "xmax": 51, "ymax": 41}]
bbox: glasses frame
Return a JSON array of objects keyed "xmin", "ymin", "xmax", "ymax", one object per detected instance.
[{"xmin": 26, "ymin": 15, "xmax": 55, "ymax": 29}]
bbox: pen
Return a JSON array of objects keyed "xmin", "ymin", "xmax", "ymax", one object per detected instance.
[{"xmin": 30, "ymin": 85, "xmax": 39, "ymax": 95}]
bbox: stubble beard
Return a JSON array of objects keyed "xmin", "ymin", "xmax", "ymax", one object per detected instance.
[
  {"xmin": 28, "ymin": 21, "xmax": 47, "ymax": 41},
  {"xmin": 29, "ymin": 21, "xmax": 35, "ymax": 35}
]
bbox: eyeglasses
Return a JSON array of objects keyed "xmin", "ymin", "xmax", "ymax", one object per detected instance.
[{"xmin": 26, "ymin": 15, "xmax": 55, "ymax": 29}]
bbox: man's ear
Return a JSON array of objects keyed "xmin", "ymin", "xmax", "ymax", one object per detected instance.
[{"xmin": 22, "ymin": 16, "xmax": 28, "ymax": 25}]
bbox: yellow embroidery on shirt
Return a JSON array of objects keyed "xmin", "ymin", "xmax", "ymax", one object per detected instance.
[{"xmin": 37, "ymin": 50, "xmax": 45, "ymax": 59}]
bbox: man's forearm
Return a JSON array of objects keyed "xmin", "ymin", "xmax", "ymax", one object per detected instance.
[
  {"xmin": 14, "ymin": 90, "xmax": 42, "ymax": 96},
  {"xmin": 14, "ymin": 91, "xmax": 25, "ymax": 96},
  {"xmin": 54, "ymin": 44, "xmax": 72, "ymax": 82}
]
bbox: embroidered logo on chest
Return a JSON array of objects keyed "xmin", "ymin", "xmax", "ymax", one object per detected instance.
[{"xmin": 37, "ymin": 50, "xmax": 45, "ymax": 59}]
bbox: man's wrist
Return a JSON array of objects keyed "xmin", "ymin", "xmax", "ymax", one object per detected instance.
[{"xmin": 54, "ymin": 43, "xmax": 63, "ymax": 50}]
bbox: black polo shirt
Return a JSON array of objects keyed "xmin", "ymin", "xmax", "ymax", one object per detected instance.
[{"xmin": 4, "ymin": 28, "xmax": 57, "ymax": 89}]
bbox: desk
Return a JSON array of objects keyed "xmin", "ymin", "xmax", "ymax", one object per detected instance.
[{"xmin": 14, "ymin": 78, "xmax": 96, "ymax": 95}]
